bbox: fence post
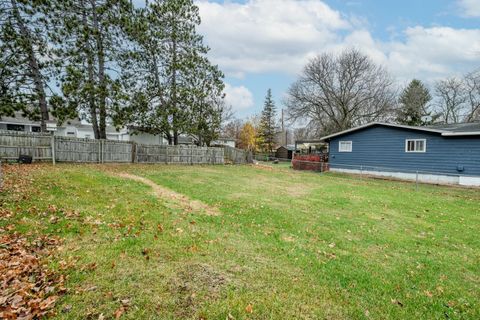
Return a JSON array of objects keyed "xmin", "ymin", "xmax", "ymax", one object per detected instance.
[
  {"xmin": 131, "ymin": 142, "xmax": 136, "ymax": 163},
  {"xmin": 190, "ymin": 146, "xmax": 193, "ymax": 165},
  {"xmin": 415, "ymin": 171, "xmax": 419, "ymax": 191},
  {"xmin": 51, "ymin": 133, "xmax": 56, "ymax": 165}
]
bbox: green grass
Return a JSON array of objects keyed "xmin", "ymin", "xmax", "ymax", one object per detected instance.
[{"xmin": 1, "ymin": 163, "xmax": 480, "ymax": 319}]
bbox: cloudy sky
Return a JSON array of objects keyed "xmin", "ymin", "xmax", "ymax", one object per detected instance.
[
  {"xmin": 196, "ymin": 0, "xmax": 480, "ymax": 118},
  {"xmin": 140, "ymin": 0, "xmax": 480, "ymax": 118}
]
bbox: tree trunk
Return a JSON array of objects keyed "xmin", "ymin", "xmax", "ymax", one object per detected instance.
[
  {"xmin": 164, "ymin": 131, "xmax": 172, "ymax": 145},
  {"xmin": 173, "ymin": 130, "xmax": 178, "ymax": 145},
  {"xmin": 91, "ymin": 0, "xmax": 107, "ymax": 139},
  {"xmin": 170, "ymin": 21, "xmax": 178, "ymax": 145},
  {"xmin": 11, "ymin": 0, "xmax": 49, "ymax": 131},
  {"xmin": 82, "ymin": 0, "xmax": 100, "ymax": 139}
]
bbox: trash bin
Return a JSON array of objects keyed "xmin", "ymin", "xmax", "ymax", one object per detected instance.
[{"xmin": 18, "ymin": 155, "xmax": 33, "ymax": 164}]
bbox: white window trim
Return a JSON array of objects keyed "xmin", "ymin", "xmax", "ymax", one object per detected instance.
[
  {"xmin": 405, "ymin": 139, "xmax": 426, "ymax": 153},
  {"xmin": 339, "ymin": 141, "xmax": 352, "ymax": 152}
]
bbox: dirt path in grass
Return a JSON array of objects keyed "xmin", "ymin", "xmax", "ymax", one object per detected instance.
[{"xmin": 116, "ymin": 173, "xmax": 221, "ymax": 216}]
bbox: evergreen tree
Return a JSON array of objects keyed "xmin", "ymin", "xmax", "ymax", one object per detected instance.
[
  {"xmin": 396, "ymin": 79, "xmax": 433, "ymax": 126},
  {"xmin": 187, "ymin": 56, "xmax": 226, "ymax": 146},
  {"xmin": 116, "ymin": 0, "xmax": 225, "ymax": 145},
  {"xmin": 258, "ymin": 89, "xmax": 277, "ymax": 153},
  {"xmin": 0, "ymin": 0, "xmax": 52, "ymax": 130},
  {"xmin": 50, "ymin": 0, "xmax": 132, "ymax": 139}
]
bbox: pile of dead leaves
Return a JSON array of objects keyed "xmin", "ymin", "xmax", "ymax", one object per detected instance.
[{"xmin": 0, "ymin": 233, "xmax": 65, "ymax": 319}]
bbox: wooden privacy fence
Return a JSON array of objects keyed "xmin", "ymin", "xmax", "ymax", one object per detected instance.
[
  {"xmin": 0, "ymin": 130, "xmax": 224, "ymax": 165},
  {"xmin": 0, "ymin": 130, "xmax": 52, "ymax": 160},
  {"xmin": 223, "ymin": 146, "xmax": 252, "ymax": 164},
  {"xmin": 135, "ymin": 144, "xmax": 224, "ymax": 164}
]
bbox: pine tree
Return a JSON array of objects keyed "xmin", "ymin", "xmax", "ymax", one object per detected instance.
[
  {"xmin": 187, "ymin": 55, "xmax": 226, "ymax": 146},
  {"xmin": 50, "ymin": 0, "xmax": 132, "ymax": 139},
  {"xmin": 116, "ymin": 0, "xmax": 225, "ymax": 145},
  {"xmin": 0, "ymin": 0, "xmax": 52, "ymax": 131},
  {"xmin": 396, "ymin": 79, "xmax": 433, "ymax": 126},
  {"xmin": 258, "ymin": 89, "xmax": 278, "ymax": 153}
]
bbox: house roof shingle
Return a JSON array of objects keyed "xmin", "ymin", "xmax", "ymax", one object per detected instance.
[{"xmin": 321, "ymin": 122, "xmax": 480, "ymax": 140}]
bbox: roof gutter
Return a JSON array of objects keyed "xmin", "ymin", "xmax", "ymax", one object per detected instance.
[{"xmin": 441, "ymin": 132, "xmax": 480, "ymax": 136}]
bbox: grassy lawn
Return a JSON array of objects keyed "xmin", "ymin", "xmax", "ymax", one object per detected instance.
[{"xmin": 1, "ymin": 163, "xmax": 479, "ymax": 319}]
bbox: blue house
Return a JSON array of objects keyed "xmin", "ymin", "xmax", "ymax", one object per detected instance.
[{"xmin": 321, "ymin": 122, "xmax": 480, "ymax": 186}]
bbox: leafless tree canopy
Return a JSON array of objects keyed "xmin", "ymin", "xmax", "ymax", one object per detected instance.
[
  {"xmin": 434, "ymin": 77, "xmax": 468, "ymax": 124},
  {"xmin": 285, "ymin": 49, "xmax": 396, "ymax": 135},
  {"xmin": 433, "ymin": 69, "xmax": 480, "ymax": 124},
  {"xmin": 465, "ymin": 69, "xmax": 480, "ymax": 122}
]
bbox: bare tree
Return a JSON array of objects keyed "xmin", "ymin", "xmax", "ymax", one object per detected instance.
[
  {"xmin": 285, "ymin": 48, "xmax": 396, "ymax": 135},
  {"xmin": 293, "ymin": 127, "xmax": 311, "ymax": 141},
  {"xmin": 464, "ymin": 69, "xmax": 480, "ymax": 122},
  {"xmin": 434, "ymin": 77, "xmax": 468, "ymax": 124}
]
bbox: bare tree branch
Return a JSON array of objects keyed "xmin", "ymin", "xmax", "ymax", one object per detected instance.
[{"xmin": 284, "ymin": 48, "xmax": 396, "ymax": 135}]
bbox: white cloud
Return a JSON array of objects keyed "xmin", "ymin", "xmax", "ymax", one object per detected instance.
[
  {"xmin": 223, "ymin": 83, "xmax": 255, "ymax": 111},
  {"xmin": 386, "ymin": 27, "xmax": 480, "ymax": 81},
  {"xmin": 196, "ymin": 0, "xmax": 350, "ymax": 75},
  {"xmin": 195, "ymin": 0, "xmax": 480, "ymax": 84},
  {"xmin": 458, "ymin": 0, "xmax": 480, "ymax": 17}
]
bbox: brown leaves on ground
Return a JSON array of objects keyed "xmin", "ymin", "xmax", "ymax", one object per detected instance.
[
  {"xmin": 0, "ymin": 233, "xmax": 65, "ymax": 319},
  {"xmin": 0, "ymin": 164, "xmax": 46, "ymax": 199}
]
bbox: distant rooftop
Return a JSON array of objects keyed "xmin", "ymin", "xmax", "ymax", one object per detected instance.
[
  {"xmin": 321, "ymin": 121, "xmax": 480, "ymax": 140},
  {"xmin": 428, "ymin": 122, "xmax": 480, "ymax": 133}
]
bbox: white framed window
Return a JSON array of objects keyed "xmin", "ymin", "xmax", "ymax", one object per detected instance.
[
  {"xmin": 405, "ymin": 139, "xmax": 426, "ymax": 153},
  {"xmin": 339, "ymin": 141, "xmax": 352, "ymax": 152}
]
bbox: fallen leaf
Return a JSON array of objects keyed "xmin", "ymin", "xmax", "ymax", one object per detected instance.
[
  {"xmin": 114, "ymin": 306, "xmax": 125, "ymax": 319},
  {"xmin": 245, "ymin": 304, "xmax": 253, "ymax": 313}
]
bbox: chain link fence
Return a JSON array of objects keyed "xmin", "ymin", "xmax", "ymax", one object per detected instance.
[{"xmin": 254, "ymin": 155, "xmax": 480, "ymax": 189}]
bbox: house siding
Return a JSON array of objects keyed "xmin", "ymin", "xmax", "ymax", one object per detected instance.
[{"xmin": 327, "ymin": 125, "xmax": 480, "ymax": 176}]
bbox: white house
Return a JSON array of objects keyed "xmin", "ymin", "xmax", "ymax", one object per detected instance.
[
  {"xmin": 0, "ymin": 113, "xmax": 185, "ymax": 145},
  {"xmin": 0, "ymin": 113, "xmax": 135, "ymax": 141},
  {"xmin": 0, "ymin": 113, "xmax": 42, "ymax": 133},
  {"xmin": 211, "ymin": 137, "xmax": 236, "ymax": 148}
]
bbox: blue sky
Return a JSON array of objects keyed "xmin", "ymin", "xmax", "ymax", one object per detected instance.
[{"xmin": 190, "ymin": 0, "xmax": 480, "ymax": 119}]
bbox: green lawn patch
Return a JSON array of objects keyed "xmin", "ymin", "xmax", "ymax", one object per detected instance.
[{"xmin": 1, "ymin": 163, "xmax": 479, "ymax": 319}]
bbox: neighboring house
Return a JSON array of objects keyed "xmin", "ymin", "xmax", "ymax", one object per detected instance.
[
  {"xmin": 0, "ymin": 113, "xmax": 42, "ymax": 133},
  {"xmin": 275, "ymin": 145, "xmax": 295, "ymax": 160},
  {"xmin": 127, "ymin": 132, "xmax": 168, "ymax": 145},
  {"xmin": 0, "ymin": 113, "xmax": 165, "ymax": 143},
  {"xmin": 56, "ymin": 123, "xmax": 130, "ymax": 141},
  {"xmin": 211, "ymin": 137, "xmax": 236, "ymax": 148},
  {"xmin": 0, "ymin": 113, "xmax": 224, "ymax": 147},
  {"xmin": 321, "ymin": 122, "xmax": 480, "ymax": 186}
]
